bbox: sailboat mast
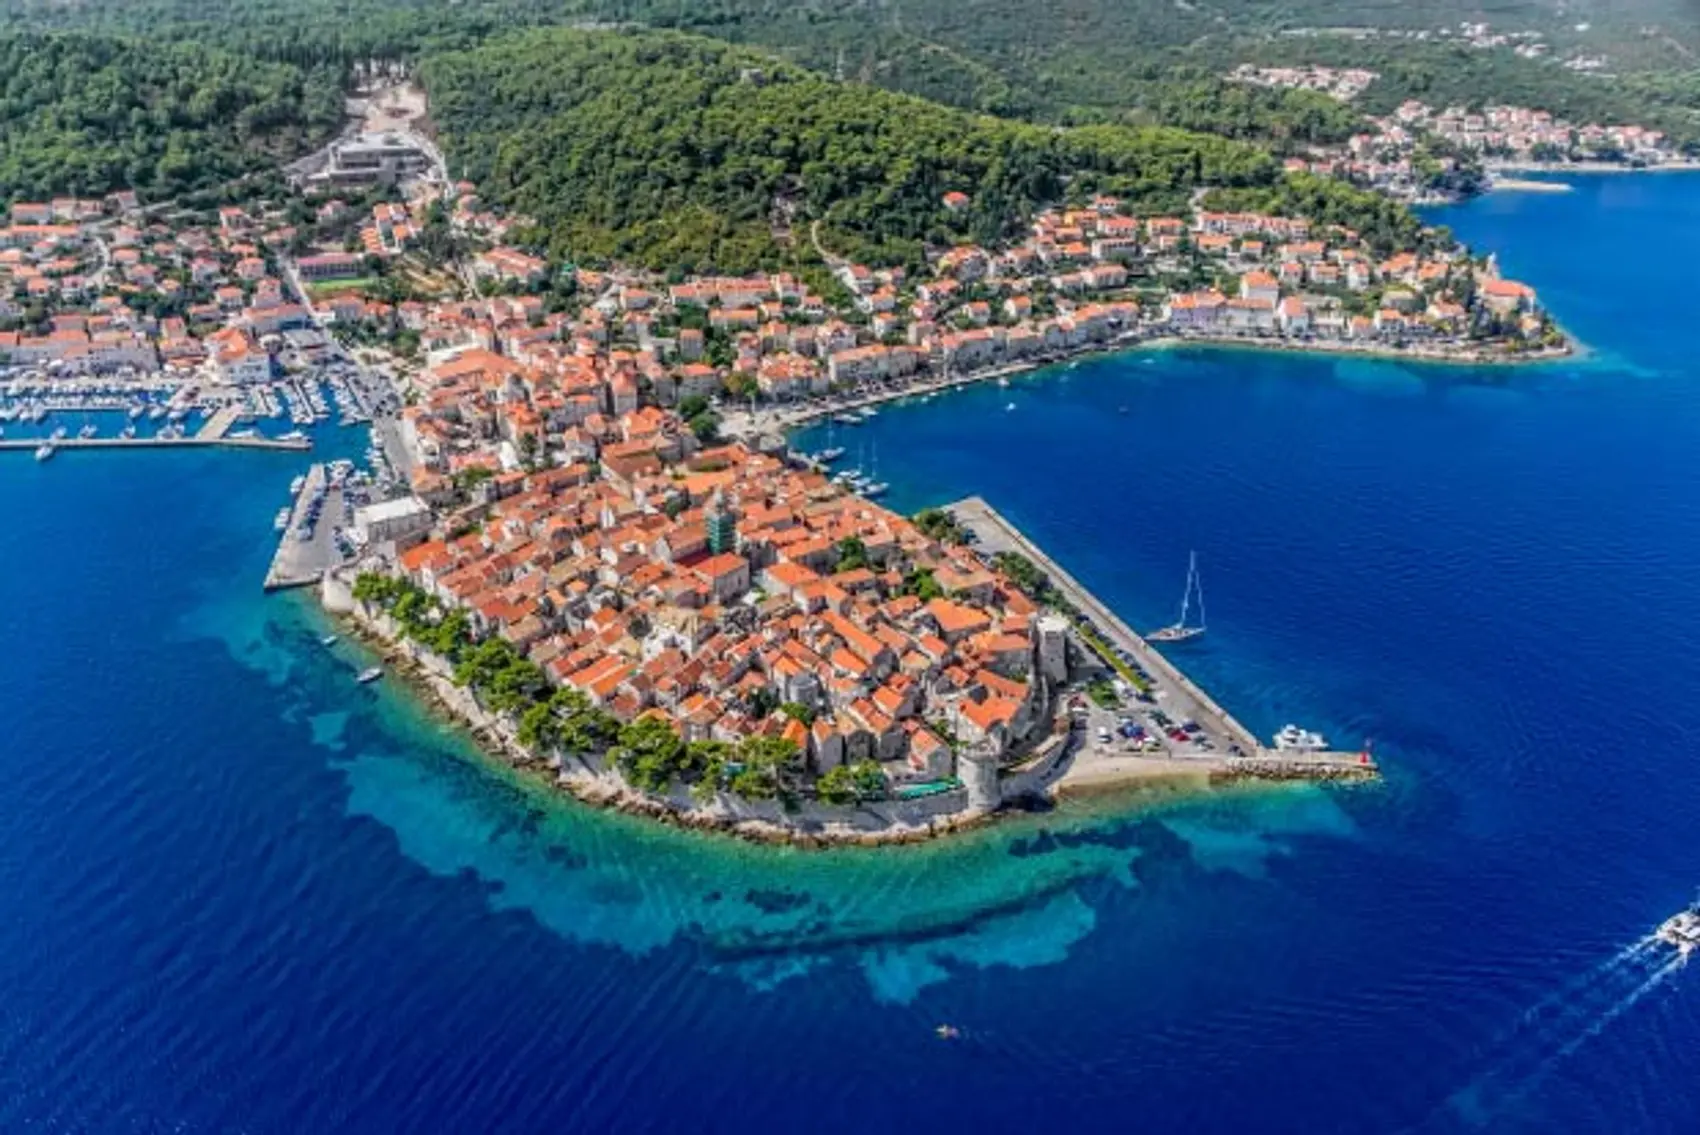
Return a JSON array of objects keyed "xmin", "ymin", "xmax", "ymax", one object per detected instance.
[
  {"xmin": 1193, "ymin": 553, "xmax": 1206, "ymax": 631},
  {"xmin": 1177, "ymin": 551, "xmax": 1195, "ymax": 626}
]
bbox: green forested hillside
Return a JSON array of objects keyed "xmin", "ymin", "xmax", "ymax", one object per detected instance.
[
  {"xmin": 0, "ymin": 31, "xmax": 342, "ymax": 201},
  {"xmin": 0, "ymin": 0, "xmax": 1692, "ymax": 207},
  {"xmin": 8, "ymin": 0, "xmax": 1693, "ymax": 141},
  {"xmin": 420, "ymin": 29, "xmax": 1292, "ymax": 274}
]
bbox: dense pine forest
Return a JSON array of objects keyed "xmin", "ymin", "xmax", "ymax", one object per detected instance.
[
  {"xmin": 0, "ymin": 0, "xmax": 1694, "ymax": 234},
  {"xmin": 0, "ymin": 31, "xmax": 342, "ymax": 200}
]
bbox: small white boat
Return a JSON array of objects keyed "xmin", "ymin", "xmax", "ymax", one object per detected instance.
[
  {"xmin": 34, "ymin": 442, "xmax": 54, "ymax": 462},
  {"xmin": 78, "ymin": 424, "xmax": 97, "ymax": 439},
  {"xmin": 1273, "ymin": 724, "xmax": 1329, "ymax": 752},
  {"xmin": 320, "ymin": 634, "xmax": 339, "ymax": 647},
  {"xmin": 356, "ymin": 666, "xmax": 384, "ymax": 684},
  {"xmin": 274, "ymin": 509, "xmax": 291, "ymax": 532},
  {"xmin": 997, "ymin": 376, "xmax": 1010, "ymax": 387},
  {"xmin": 861, "ymin": 481, "xmax": 889, "ymax": 497},
  {"xmin": 1004, "ymin": 402, "xmax": 1016, "ymax": 411},
  {"xmin": 1658, "ymin": 896, "xmax": 1700, "ymax": 958}
]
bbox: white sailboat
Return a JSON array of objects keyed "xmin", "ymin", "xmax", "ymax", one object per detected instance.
[{"xmin": 1150, "ymin": 551, "xmax": 1206, "ymax": 643}]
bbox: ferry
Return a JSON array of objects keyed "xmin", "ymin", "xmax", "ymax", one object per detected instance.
[
  {"xmin": 1658, "ymin": 897, "xmax": 1700, "ymax": 958},
  {"xmin": 1273, "ymin": 724, "xmax": 1329, "ymax": 752},
  {"xmin": 356, "ymin": 666, "xmax": 384, "ymax": 684},
  {"xmin": 33, "ymin": 442, "xmax": 54, "ymax": 462}
]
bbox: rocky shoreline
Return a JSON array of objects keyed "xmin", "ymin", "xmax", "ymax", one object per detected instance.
[{"xmin": 325, "ymin": 584, "xmax": 1007, "ymax": 849}]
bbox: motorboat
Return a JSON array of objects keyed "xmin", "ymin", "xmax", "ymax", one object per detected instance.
[
  {"xmin": 320, "ymin": 634, "xmax": 339, "ymax": 647},
  {"xmin": 1273, "ymin": 724, "xmax": 1329, "ymax": 752},
  {"xmin": 33, "ymin": 442, "xmax": 53, "ymax": 462},
  {"xmin": 1658, "ymin": 897, "xmax": 1700, "ymax": 957},
  {"xmin": 356, "ymin": 666, "xmax": 384, "ymax": 684},
  {"xmin": 274, "ymin": 509, "xmax": 292, "ymax": 532}
]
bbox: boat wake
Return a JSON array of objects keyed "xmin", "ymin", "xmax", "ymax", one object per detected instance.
[{"xmin": 1444, "ymin": 932, "xmax": 1687, "ymax": 1128}]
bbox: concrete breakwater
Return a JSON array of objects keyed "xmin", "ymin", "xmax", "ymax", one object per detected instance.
[
  {"xmin": 946, "ymin": 495, "xmax": 1376, "ymax": 777},
  {"xmin": 0, "ymin": 435, "xmax": 310, "ymax": 452}
]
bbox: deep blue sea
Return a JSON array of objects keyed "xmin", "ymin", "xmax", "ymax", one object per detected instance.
[{"xmin": 5, "ymin": 173, "xmax": 1700, "ymax": 1133}]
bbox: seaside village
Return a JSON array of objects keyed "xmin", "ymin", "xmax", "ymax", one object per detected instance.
[
  {"xmin": 0, "ymin": 180, "xmax": 1551, "ymax": 381},
  {"xmin": 361, "ymin": 419, "xmax": 1082, "ymax": 812},
  {"xmin": 1229, "ymin": 65, "xmax": 1688, "ymax": 198},
  {"xmin": 0, "ymin": 168, "xmax": 1531, "ymax": 810}
]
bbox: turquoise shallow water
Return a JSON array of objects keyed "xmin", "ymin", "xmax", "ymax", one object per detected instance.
[{"xmin": 3, "ymin": 173, "xmax": 1700, "ymax": 1132}]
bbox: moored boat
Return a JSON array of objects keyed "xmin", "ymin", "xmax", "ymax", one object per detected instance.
[
  {"xmin": 356, "ymin": 666, "xmax": 383, "ymax": 684},
  {"xmin": 1149, "ymin": 551, "xmax": 1207, "ymax": 643},
  {"xmin": 1273, "ymin": 724, "xmax": 1329, "ymax": 752}
]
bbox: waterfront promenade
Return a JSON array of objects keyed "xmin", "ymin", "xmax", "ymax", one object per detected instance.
[{"xmin": 946, "ymin": 496, "xmax": 1374, "ymax": 781}]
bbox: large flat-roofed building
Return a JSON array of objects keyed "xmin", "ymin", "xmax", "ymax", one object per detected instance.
[
  {"xmin": 305, "ymin": 133, "xmax": 432, "ymax": 188},
  {"xmin": 297, "ymin": 252, "xmax": 364, "ymax": 282},
  {"xmin": 353, "ymin": 496, "xmax": 433, "ymax": 548}
]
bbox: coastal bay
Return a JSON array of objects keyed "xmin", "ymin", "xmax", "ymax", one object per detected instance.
[{"xmin": 2, "ymin": 173, "xmax": 1700, "ymax": 1133}]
